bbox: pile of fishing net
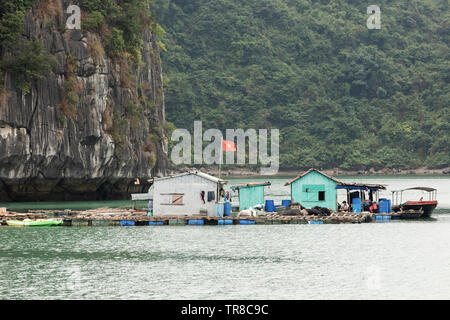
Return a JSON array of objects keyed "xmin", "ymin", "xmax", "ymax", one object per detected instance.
[
  {"xmin": 282, "ymin": 208, "xmax": 302, "ymax": 216},
  {"xmin": 306, "ymin": 206, "xmax": 332, "ymax": 216},
  {"xmin": 281, "ymin": 202, "xmax": 304, "ymax": 216},
  {"xmin": 280, "ymin": 204, "xmax": 333, "ymax": 217}
]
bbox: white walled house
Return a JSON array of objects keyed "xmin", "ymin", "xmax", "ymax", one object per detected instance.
[{"xmin": 152, "ymin": 172, "xmax": 227, "ymax": 216}]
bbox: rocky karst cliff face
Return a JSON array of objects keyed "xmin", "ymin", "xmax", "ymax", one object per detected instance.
[{"xmin": 0, "ymin": 0, "xmax": 168, "ymax": 201}]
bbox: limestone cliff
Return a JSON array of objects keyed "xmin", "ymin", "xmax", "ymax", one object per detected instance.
[{"xmin": 0, "ymin": 0, "xmax": 168, "ymax": 201}]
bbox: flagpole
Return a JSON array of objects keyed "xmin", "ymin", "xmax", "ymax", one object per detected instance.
[{"xmin": 219, "ymin": 137, "xmax": 223, "ymax": 180}]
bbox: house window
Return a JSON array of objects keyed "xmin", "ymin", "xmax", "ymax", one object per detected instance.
[
  {"xmin": 318, "ymin": 191, "xmax": 325, "ymax": 201},
  {"xmin": 161, "ymin": 193, "xmax": 184, "ymax": 205}
]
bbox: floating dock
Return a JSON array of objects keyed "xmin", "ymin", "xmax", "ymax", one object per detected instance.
[{"xmin": 0, "ymin": 207, "xmax": 426, "ymax": 227}]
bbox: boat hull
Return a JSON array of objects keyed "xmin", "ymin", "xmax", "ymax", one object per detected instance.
[
  {"xmin": 401, "ymin": 201, "xmax": 437, "ymax": 218},
  {"xmin": 6, "ymin": 219, "xmax": 63, "ymax": 227}
]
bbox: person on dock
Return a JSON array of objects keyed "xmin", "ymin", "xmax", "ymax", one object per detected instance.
[
  {"xmin": 341, "ymin": 201, "xmax": 349, "ymax": 211},
  {"xmin": 369, "ymin": 201, "xmax": 379, "ymax": 213},
  {"xmin": 219, "ymin": 188, "xmax": 231, "ymax": 202}
]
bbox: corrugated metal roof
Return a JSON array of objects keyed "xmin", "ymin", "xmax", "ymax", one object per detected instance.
[
  {"xmin": 284, "ymin": 169, "xmax": 342, "ymax": 186},
  {"xmin": 284, "ymin": 169, "xmax": 387, "ymax": 190},
  {"xmin": 337, "ymin": 183, "xmax": 387, "ymax": 190},
  {"xmin": 233, "ymin": 181, "xmax": 271, "ymax": 189},
  {"xmin": 153, "ymin": 171, "xmax": 228, "ymax": 184}
]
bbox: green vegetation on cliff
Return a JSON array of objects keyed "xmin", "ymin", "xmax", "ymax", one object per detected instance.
[
  {"xmin": 80, "ymin": 0, "xmax": 162, "ymax": 59},
  {"xmin": 0, "ymin": 0, "xmax": 166, "ymax": 94},
  {"xmin": 156, "ymin": 0, "xmax": 449, "ymax": 170},
  {"xmin": 0, "ymin": 0, "xmax": 55, "ymax": 93},
  {"xmin": 0, "ymin": 0, "xmax": 34, "ymax": 47}
]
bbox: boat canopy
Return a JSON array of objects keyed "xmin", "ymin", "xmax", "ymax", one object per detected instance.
[
  {"xmin": 393, "ymin": 187, "xmax": 437, "ymax": 192},
  {"xmin": 391, "ymin": 186, "xmax": 437, "ymax": 205}
]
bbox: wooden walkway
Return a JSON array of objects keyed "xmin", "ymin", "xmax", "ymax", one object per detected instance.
[{"xmin": 0, "ymin": 208, "xmax": 426, "ymax": 226}]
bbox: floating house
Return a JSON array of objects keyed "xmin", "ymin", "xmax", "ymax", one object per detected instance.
[
  {"xmin": 133, "ymin": 171, "xmax": 227, "ymax": 216},
  {"xmin": 285, "ymin": 169, "xmax": 386, "ymax": 212},
  {"xmin": 285, "ymin": 169, "xmax": 340, "ymax": 210},
  {"xmin": 232, "ymin": 182, "xmax": 271, "ymax": 210}
]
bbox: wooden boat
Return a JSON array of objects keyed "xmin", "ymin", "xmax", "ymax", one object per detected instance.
[
  {"xmin": 391, "ymin": 187, "xmax": 438, "ymax": 218},
  {"xmin": 6, "ymin": 219, "xmax": 63, "ymax": 227}
]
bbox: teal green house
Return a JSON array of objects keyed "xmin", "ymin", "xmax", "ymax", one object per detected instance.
[
  {"xmin": 284, "ymin": 169, "xmax": 340, "ymax": 210},
  {"xmin": 233, "ymin": 182, "xmax": 271, "ymax": 210}
]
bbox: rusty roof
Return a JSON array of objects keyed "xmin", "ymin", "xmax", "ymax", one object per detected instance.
[
  {"xmin": 284, "ymin": 169, "xmax": 342, "ymax": 186},
  {"xmin": 284, "ymin": 169, "xmax": 388, "ymax": 190}
]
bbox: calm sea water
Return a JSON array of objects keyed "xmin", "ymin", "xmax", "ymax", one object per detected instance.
[{"xmin": 0, "ymin": 175, "xmax": 449, "ymax": 299}]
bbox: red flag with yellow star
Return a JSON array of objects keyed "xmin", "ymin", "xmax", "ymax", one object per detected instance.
[{"xmin": 222, "ymin": 139, "xmax": 236, "ymax": 151}]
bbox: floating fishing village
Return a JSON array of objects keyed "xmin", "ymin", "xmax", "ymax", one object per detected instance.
[
  {"xmin": 0, "ymin": 169, "xmax": 438, "ymax": 227},
  {"xmin": 1, "ymin": 0, "xmax": 449, "ymax": 304}
]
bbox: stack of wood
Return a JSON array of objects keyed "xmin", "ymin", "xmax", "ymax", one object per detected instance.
[
  {"xmin": 0, "ymin": 211, "xmax": 48, "ymax": 220},
  {"xmin": 264, "ymin": 213, "xmax": 282, "ymax": 218},
  {"xmin": 69, "ymin": 208, "xmax": 149, "ymax": 221},
  {"xmin": 27, "ymin": 209, "xmax": 76, "ymax": 217},
  {"xmin": 262, "ymin": 210, "xmax": 370, "ymax": 224}
]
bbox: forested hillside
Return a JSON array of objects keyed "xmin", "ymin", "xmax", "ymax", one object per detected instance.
[{"xmin": 156, "ymin": 0, "xmax": 449, "ymax": 171}]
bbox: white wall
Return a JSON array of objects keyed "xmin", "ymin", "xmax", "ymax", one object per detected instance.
[{"xmin": 153, "ymin": 174, "xmax": 218, "ymax": 216}]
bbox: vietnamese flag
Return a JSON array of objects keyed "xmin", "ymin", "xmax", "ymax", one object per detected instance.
[{"xmin": 222, "ymin": 139, "xmax": 236, "ymax": 151}]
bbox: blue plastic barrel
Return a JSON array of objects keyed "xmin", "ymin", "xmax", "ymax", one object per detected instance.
[
  {"xmin": 224, "ymin": 202, "xmax": 231, "ymax": 216},
  {"xmin": 218, "ymin": 219, "xmax": 233, "ymax": 225},
  {"xmin": 188, "ymin": 219, "xmax": 204, "ymax": 225},
  {"xmin": 378, "ymin": 198, "xmax": 385, "ymax": 213},
  {"xmin": 120, "ymin": 220, "xmax": 135, "ymax": 226},
  {"xmin": 379, "ymin": 198, "xmax": 392, "ymax": 213},
  {"xmin": 149, "ymin": 221, "xmax": 163, "ymax": 226},
  {"xmin": 379, "ymin": 199, "xmax": 387, "ymax": 213},
  {"xmin": 282, "ymin": 200, "xmax": 291, "ymax": 208},
  {"xmin": 375, "ymin": 215, "xmax": 391, "ymax": 223},
  {"xmin": 352, "ymin": 198, "xmax": 362, "ymax": 213},
  {"xmin": 265, "ymin": 200, "xmax": 275, "ymax": 212},
  {"xmin": 239, "ymin": 220, "xmax": 255, "ymax": 225}
]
